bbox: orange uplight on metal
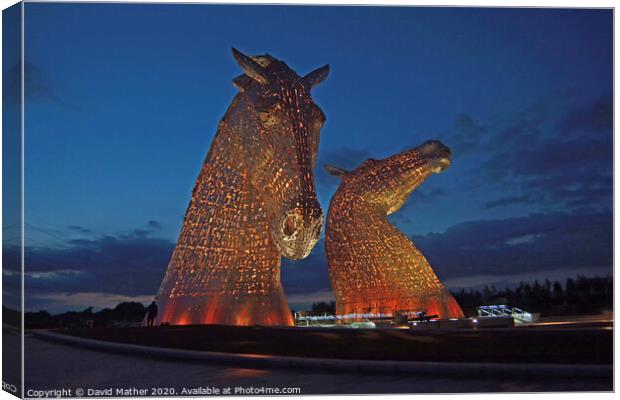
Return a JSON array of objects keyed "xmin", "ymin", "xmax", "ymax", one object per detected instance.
[
  {"xmin": 155, "ymin": 49, "xmax": 329, "ymax": 326},
  {"xmin": 325, "ymin": 140, "xmax": 464, "ymax": 321}
]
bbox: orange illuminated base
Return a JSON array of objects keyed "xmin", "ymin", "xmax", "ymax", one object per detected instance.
[
  {"xmin": 157, "ymin": 290, "xmax": 293, "ymax": 326},
  {"xmin": 336, "ymin": 290, "xmax": 464, "ymax": 322}
]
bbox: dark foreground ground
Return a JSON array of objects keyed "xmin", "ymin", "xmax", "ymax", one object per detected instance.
[
  {"xmin": 22, "ymin": 332, "xmax": 612, "ymax": 395},
  {"xmin": 57, "ymin": 321, "xmax": 613, "ymax": 364}
]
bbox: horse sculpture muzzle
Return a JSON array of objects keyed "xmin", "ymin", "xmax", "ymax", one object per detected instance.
[
  {"xmin": 274, "ymin": 199, "xmax": 323, "ymax": 260},
  {"xmin": 419, "ymin": 140, "xmax": 452, "ymax": 173}
]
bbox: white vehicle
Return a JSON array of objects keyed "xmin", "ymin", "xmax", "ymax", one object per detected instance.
[{"xmin": 350, "ymin": 321, "xmax": 376, "ymax": 329}]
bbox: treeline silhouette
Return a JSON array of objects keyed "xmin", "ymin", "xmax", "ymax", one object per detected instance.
[
  {"xmin": 8, "ymin": 276, "xmax": 612, "ymax": 329},
  {"xmin": 20, "ymin": 302, "xmax": 147, "ymax": 329},
  {"xmin": 308, "ymin": 276, "xmax": 612, "ymax": 318},
  {"xmin": 452, "ymin": 276, "xmax": 612, "ymax": 317},
  {"xmin": 308, "ymin": 301, "xmax": 336, "ymax": 315}
]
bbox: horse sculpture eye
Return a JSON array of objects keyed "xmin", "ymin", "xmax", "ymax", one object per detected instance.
[
  {"xmin": 258, "ymin": 105, "xmax": 282, "ymax": 127},
  {"xmin": 259, "ymin": 111, "xmax": 271, "ymax": 124},
  {"xmin": 260, "ymin": 111, "xmax": 277, "ymax": 127}
]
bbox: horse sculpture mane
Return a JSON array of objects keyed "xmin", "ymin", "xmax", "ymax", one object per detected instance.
[
  {"xmin": 325, "ymin": 140, "xmax": 464, "ymax": 321},
  {"xmin": 155, "ymin": 49, "xmax": 329, "ymax": 326}
]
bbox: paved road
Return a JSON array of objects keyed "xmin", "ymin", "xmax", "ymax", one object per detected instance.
[{"xmin": 21, "ymin": 334, "xmax": 611, "ymax": 395}]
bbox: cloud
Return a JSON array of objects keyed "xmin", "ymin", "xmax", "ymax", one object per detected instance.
[
  {"xmin": 440, "ymin": 113, "xmax": 491, "ymax": 156},
  {"xmin": 381, "ymin": 95, "xmax": 611, "ymax": 229},
  {"xmin": 557, "ymin": 95, "xmax": 613, "ymax": 136},
  {"xmin": 27, "ymin": 292, "xmax": 155, "ymax": 314},
  {"xmin": 412, "ymin": 210, "xmax": 612, "ymax": 282},
  {"xmin": 4, "ymin": 61, "xmax": 74, "ymax": 108},
  {"xmin": 484, "ymin": 135, "xmax": 611, "ymax": 179},
  {"xmin": 147, "ymin": 220, "xmax": 162, "ymax": 229},
  {"xmin": 67, "ymin": 225, "xmax": 92, "ymax": 235},
  {"xmin": 389, "ymin": 186, "xmax": 448, "ymax": 225},
  {"xmin": 25, "ymin": 269, "xmax": 84, "ymax": 280},
  {"xmin": 443, "ymin": 266, "xmax": 612, "ymax": 290},
  {"xmin": 481, "ymin": 131, "xmax": 612, "ymax": 209},
  {"xmin": 485, "ymin": 195, "xmax": 534, "ymax": 209},
  {"xmin": 2, "ymin": 244, "xmax": 22, "ymax": 309},
  {"xmin": 286, "ymin": 290, "xmax": 335, "ymax": 309},
  {"xmin": 287, "ymin": 210, "xmax": 612, "ymax": 299},
  {"xmin": 437, "ymin": 95, "xmax": 613, "ymax": 212},
  {"xmin": 21, "ymin": 232, "xmax": 174, "ymax": 303},
  {"xmin": 282, "ymin": 239, "xmax": 331, "ymax": 295},
  {"xmin": 119, "ymin": 220, "xmax": 166, "ymax": 240},
  {"xmin": 120, "ymin": 229, "xmax": 152, "ymax": 239}
]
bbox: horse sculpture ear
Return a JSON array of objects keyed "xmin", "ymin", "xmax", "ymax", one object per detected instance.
[
  {"xmin": 325, "ymin": 164, "xmax": 348, "ymax": 178},
  {"xmin": 232, "ymin": 74, "xmax": 253, "ymax": 91},
  {"xmin": 304, "ymin": 64, "xmax": 330, "ymax": 89},
  {"xmin": 232, "ymin": 47, "xmax": 271, "ymax": 85}
]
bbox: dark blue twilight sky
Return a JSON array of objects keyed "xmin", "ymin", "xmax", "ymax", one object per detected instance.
[{"xmin": 12, "ymin": 4, "xmax": 612, "ymax": 312}]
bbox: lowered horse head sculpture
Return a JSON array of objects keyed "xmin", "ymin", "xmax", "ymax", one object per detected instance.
[
  {"xmin": 325, "ymin": 140, "xmax": 464, "ymax": 321},
  {"xmin": 231, "ymin": 48, "xmax": 328, "ymax": 259},
  {"xmin": 154, "ymin": 49, "xmax": 329, "ymax": 326}
]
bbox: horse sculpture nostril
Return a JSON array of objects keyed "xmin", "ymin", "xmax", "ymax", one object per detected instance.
[{"xmin": 282, "ymin": 214, "xmax": 298, "ymax": 237}]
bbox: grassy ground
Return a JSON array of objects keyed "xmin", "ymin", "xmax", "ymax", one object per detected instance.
[{"xmin": 56, "ymin": 323, "xmax": 612, "ymax": 365}]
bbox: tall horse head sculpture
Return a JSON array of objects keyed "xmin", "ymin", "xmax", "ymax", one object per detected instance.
[
  {"xmin": 155, "ymin": 49, "xmax": 329, "ymax": 326},
  {"xmin": 325, "ymin": 140, "xmax": 464, "ymax": 321}
]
